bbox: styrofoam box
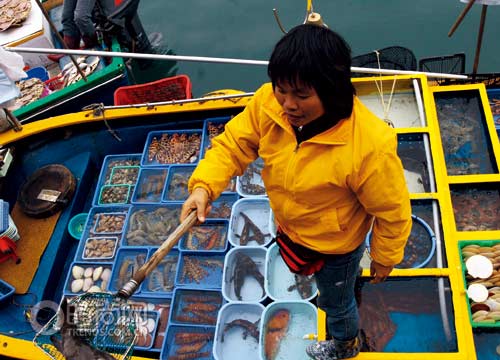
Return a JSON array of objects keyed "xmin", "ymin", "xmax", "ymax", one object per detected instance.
[
  {"xmin": 228, "ymin": 198, "xmax": 272, "ymax": 247},
  {"xmin": 222, "ymin": 247, "xmax": 267, "ymax": 303},
  {"xmin": 213, "ymin": 302, "xmax": 264, "ymax": 360},
  {"xmin": 259, "ymin": 301, "xmax": 318, "ymax": 360},
  {"xmin": 265, "ymin": 243, "xmax": 318, "ymax": 302},
  {"xmin": 268, "ymin": 209, "xmax": 277, "ymax": 239}
]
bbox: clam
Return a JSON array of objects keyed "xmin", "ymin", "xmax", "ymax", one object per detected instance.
[
  {"xmin": 471, "ymin": 303, "xmax": 490, "ymax": 313},
  {"xmin": 93, "ymin": 266, "xmax": 103, "ymax": 281},
  {"xmin": 71, "ymin": 279, "xmax": 84, "ymax": 292},
  {"xmin": 84, "ymin": 267, "xmax": 94, "ymax": 278},
  {"xmin": 83, "ymin": 278, "xmax": 93, "ymax": 292},
  {"xmin": 101, "ymin": 268, "xmax": 111, "ymax": 282},
  {"xmin": 72, "ymin": 265, "xmax": 84, "ymax": 279}
]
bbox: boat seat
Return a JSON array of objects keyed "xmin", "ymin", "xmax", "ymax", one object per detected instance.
[{"xmin": 351, "ymin": 46, "xmax": 417, "ymax": 77}]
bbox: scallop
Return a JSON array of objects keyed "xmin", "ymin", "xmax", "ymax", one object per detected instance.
[
  {"xmin": 146, "ymin": 318, "xmax": 155, "ymax": 333},
  {"xmin": 71, "ymin": 279, "xmax": 84, "ymax": 292},
  {"xmin": 72, "ymin": 265, "xmax": 84, "ymax": 279},
  {"xmin": 93, "ymin": 266, "xmax": 103, "ymax": 282},
  {"xmin": 101, "ymin": 280, "xmax": 108, "ymax": 291},
  {"xmin": 84, "ymin": 267, "xmax": 94, "ymax": 278},
  {"xmin": 83, "ymin": 278, "xmax": 93, "ymax": 292},
  {"xmin": 101, "ymin": 268, "xmax": 111, "ymax": 282},
  {"xmin": 88, "ymin": 285, "xmax": 102, "ymax": 293}
]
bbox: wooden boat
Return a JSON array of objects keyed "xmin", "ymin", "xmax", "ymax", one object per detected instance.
[{"xmin": 0, "ymin": 73, "xmax": 499, "ymax": 360}]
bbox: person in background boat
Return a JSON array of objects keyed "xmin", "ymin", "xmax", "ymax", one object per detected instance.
[
  {"xmin": 180, "ymin": 24, "xmax": 412, "ymax": 360},
  {"xmin": 48, "ymin": 0, "xmax": 114, "ymax": 62}
]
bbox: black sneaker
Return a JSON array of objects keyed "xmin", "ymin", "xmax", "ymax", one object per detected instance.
[
  {"xmin": 334, "ymin": 335, "xmax": 361, "ymax": 359},
  {"xmin": 306, "ymin": 339, "xmax": 336, "ymax": 359}
]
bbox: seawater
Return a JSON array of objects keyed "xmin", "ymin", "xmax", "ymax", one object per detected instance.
[{"xmin": 136, "ymin": 0, "xmax": 500, "ymax": 96}]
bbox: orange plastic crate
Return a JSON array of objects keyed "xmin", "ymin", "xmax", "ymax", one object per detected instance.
[{"xmin": 113, "ymin": 75, "xmax": 192, "ymax": 105}]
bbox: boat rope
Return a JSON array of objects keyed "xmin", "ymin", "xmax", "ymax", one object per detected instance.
[
  {"xmin": 82, "ymin": 103, "xmax": 122, "ymax": 141},
  {"xmin": 373, "ymin": 50, "xmax": 397, "ymax": 127},
  {"xmin": 273, "ymin": 8, "xmax": 288, "ymax": 34}
]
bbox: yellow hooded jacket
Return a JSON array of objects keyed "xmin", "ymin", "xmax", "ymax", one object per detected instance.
[{"xmin": 189, "ymin": 83, "xmax": 412, "ymax": 266}]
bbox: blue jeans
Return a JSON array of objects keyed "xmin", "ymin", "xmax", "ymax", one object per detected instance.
[
  {"xmin": 62, "ymin": 0, "xmax": 114, "ymax": 38},
  {"xmin": 315, "ymin": 243, "xmax": 365, "ymax": 341}
]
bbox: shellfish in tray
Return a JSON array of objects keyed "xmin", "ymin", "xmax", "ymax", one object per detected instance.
[
  {"xmin": 0, "ymin": 0, "xmax": 31, "ymax": 32},
  {"xmin": 61, "ymin": 56, "xmax": 101, "ymax": 87},
  {"xmin": 12, "ymin": 78, "xmax": 46, "ymax": 110}
]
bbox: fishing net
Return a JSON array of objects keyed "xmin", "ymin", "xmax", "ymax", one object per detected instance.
[
  {"xmin": 33, "ymin": 293, "xmax": 137, "ymax": 360},
  {"xmin": 351, "ymin": 46, "xmax": 417, "ymax": 77},
  {"xmin": 419, "ymin": 53, "xmax": 466, "ymax": 85},
  {"xmin": 366, "ymin": 215, "xmax": 436, "ymax": 269}
]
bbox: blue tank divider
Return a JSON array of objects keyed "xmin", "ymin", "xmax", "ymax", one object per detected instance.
[
  {"xmin": 161, "ymin": 165, "xmax": 196, "ymax": 202},
  {"xmin": 486, "ymin": 89, "xmax": 499, "ymax": 129},
  {"xmin": 141, "ymin": 130, "xmax": 203, "ymax": 167},
  {"xmin": 161, "ymin": 324, "xmax": 215, "ymax": 360},
  {"xmin": 127, "ymin": 296, "xmax": 172, "ymax": 352},
  {"xmin": 179, "ymin": 220, "xmax": 229, "ymax": 252},
  {"xmin": 121, "ymin": 203, "xmax": 183, "ymax": 247},
  {"xmin": 175, "ymin": 251, "xmax": 225, "ymax": 290},
  {"xmin": 131, "ymin": 167, "xmax": 169, "ymax": 204},
  {"xmin": 201, "ymin": 116, "xmax": 232, "ymax": 158},
  {"xmin": 208, "ymin": 194, "xmax": 239, "ymax": 220},
  {"xmin": 168, "ymin": 287, "xmax": 224, "ymax": 327},
  {"xmin": 139, "ymin": 247, "xmax": 180, "ymax": 296},
  {"xmin": 92, "ymin": 154, "xmax": 142, "ymax": 207}
]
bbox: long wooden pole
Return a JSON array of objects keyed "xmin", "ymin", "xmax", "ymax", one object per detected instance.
[
  {"xmin": 32, "ymin": 0, "xmax": 88, "ymax": 81},
  {"xmin": 472, "ymin": 4, "xmax": 488, "ymax": 77},
  {"xmin": 5, "ymin": 47, "xmax": 469, "ymax": 80},
  {"xmin": 448, "ymin": 0, "xmax": 477, "ymax": 37}
]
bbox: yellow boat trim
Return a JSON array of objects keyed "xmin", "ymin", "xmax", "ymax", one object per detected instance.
[{"xmin": 0, "ymin": 94, "xmax": 251, "ymax": 147}]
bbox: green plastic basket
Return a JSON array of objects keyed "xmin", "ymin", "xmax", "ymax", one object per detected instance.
[
  {"xmin": 458, "ymin": 239, "xmax": 500, "ymax": 328},
  {"xmin": 68, "ymin": 213, "xmax": 89, "ymax": 240}
]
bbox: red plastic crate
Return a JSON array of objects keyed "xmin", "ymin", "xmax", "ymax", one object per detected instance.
[
  {"xmin": 44, "ymin": 75, "xmax": 65, "ymax": 91},
  {"xmin": 113, "ymin": 75, "xmax": 192, "ymax": 105}
]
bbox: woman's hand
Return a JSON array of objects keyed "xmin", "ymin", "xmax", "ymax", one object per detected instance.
[
  {"xmin": 180, "ymin": 187, "xmax": 212, "ymax": 223},
  {"xmin": 369, "ymin": 260, "xmax": 394, "ymax": 284}
]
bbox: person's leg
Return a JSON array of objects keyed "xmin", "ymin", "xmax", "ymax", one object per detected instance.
[
  {"xmin": 306, "ymin": 243, "xmax": 365, "ymax": 359},
  {"xmin": 61, "ymin": 0, "xmax": 81, "ymax": 47},
  {"xmin": 74, "ymin": 0, "xmax": 98, "ymax": 47}
]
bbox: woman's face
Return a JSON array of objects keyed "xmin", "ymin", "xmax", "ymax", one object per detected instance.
[{"xmin": 274, "ymin": 80, "xmax": 325, "ymax": 128}]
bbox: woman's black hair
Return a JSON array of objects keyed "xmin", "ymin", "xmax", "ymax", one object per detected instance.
[{"xmin": 268, "ymin": 24, "xmax": 355, "ymax": 122}]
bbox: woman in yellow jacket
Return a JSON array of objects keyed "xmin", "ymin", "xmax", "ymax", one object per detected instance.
[{"xmin": 181, "ymin": 24, "xmax": 412, "ymax": 360}]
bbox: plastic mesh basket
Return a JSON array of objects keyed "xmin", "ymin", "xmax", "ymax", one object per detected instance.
[{"xmin": 113, "ymin": 75, "xmax": 192, "ymax": 105}]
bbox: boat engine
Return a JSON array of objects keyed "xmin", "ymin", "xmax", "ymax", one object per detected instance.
[{"xmin": 96, "ymin": 0, "xmax": 154, "ymax": 68}]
